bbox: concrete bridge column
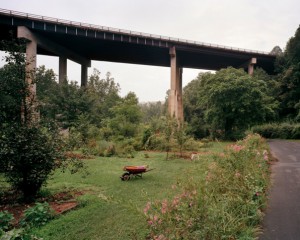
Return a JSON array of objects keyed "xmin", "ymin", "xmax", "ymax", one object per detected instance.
[
  {"xmin": 59, "ymin": 57, "xmax": 67, "ymax": 83},
  {"xmin": 81, "ymin": 64, "xmax": 88, "ymax": 87},
  {"xmin": 248, "ymin": 58, "xmax": 257, "ymax": 75},
  {"xmin": 169, "ymin": 46, "xmax": 183, "ymax": 121},
  {"xmin": 17, "ymin": 26, "xmax": 38, "ymax": 123}
]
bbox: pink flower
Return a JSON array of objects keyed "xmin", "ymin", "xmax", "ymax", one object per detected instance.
[
  {"xmin": 234, "ymin": 171, "xmax": 241, "ymax": 178},
  {"xmin": 161, "ymin": 199, "xmax": 168, "ymax": 214},
  {"xmin": 231, "ymin": 144, "xmax": 244, "ymax": 152},
  {"xmin": 144, "ymin": 202, "xmax": 151, "ymax": 214},
  {"xmin": 172, "ymin": 196, "xmax": 180, "ymax": 208}
]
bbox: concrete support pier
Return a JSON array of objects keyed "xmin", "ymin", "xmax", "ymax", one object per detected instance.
[
  {"xmin": 248, "ymin": 58, "xmax": 257, "ymax": 75},
  {"xmin": 169, "ymin": 46, "xmax": 183, "ymax": 122},
  {"xmin": 17, "ymin": 26, "xmax": 38, "ymax": 123},
  {"xmin": 81, "ymin": 65, "xmax": 88, "ymax": 87},
  {"xmin": 59, "ymin": 57, "xmax": 67, "ymax": 83}
]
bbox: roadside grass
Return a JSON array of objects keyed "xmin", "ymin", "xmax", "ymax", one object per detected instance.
[{"xmin": 30, "ymin": 142, "xmax": 230, "ymax": 240}]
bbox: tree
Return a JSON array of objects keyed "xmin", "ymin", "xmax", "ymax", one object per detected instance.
[
  {"xmin": 0, "ymin": 124, "xmax": 66, "ymax": 201},
  {"xmin": 183, "ymin": 73, "xmax": 209, "ymax": 139},
  {"xmin": 184, "ymin": 67, "xmax": 277, "ymax": 140},
  {"xmin": 0, "ymin": 39, "xmax": 83, "ymax": 201},
  {"xmin": 140, "ymin": 101, "xmax": 166, "ymax": 123},
  {"xmin": 275, "ymin": 25, "xmax": 300, "ymax": 120},
  {"xmin": 0, "ymin": 39, "xmax": 26, "ymax": 125},
  {"xmin": 86, "ymin": 69, "xmax": 121, "ymax": 127},
  {"xmin": 107, "ymin": 92, "xmax": 142, "ymax": 139}
]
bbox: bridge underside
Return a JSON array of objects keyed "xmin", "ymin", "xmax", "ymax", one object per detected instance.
[
  {"xmin": 0, "ymin": 25, "xmax": 274, "ymax": 72},
  {"xmin": 0, "ymin": 11, "xmax": 276, "ymax": 121}
]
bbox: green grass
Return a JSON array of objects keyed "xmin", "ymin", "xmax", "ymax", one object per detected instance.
[{"xmin": 31, "ymin": 142, "xmax": 230, "ymax": 240}]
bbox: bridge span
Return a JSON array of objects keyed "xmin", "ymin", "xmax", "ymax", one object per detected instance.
[{"xmin": 0, "ymin": 8, "xmax": 276, "ymax": 121}]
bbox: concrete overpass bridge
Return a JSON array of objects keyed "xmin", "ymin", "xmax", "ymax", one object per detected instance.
[{"xmin": 0, "ymin": 8, "xmax": 276, "ymax": 121}]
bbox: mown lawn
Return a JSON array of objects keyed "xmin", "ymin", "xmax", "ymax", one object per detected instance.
[{"xmin": 32, "ymin": 142, "xmax": 230, "ymax": 240}]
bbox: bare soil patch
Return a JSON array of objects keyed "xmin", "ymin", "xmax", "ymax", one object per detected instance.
[{"xmin": 0, "ymin": 190, "xmax": 83, "ymax": 225}]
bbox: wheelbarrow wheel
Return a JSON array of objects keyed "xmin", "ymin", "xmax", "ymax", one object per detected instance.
[{"xmin": 121, "ymin": 172, "xmax": 131, "ymax": 181}]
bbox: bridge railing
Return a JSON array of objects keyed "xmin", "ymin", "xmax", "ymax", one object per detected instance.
[{"xmin": 0, "ymin": 8, "xmax": 274, "ymax": 56}]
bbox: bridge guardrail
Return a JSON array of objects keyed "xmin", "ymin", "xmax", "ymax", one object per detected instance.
[{"xmin": 0, "ymin": 8, "xmax": 274, "ymax": 56}]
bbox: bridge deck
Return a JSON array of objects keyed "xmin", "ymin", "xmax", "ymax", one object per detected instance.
[{"xmin": 0, "ymin": 8, "xmax": 275, "ymax": 73}]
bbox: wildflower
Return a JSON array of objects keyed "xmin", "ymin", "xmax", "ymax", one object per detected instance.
[
  {"xmin": 144, "ymin": 202, "xmax": 151, "ymax": 214},
  {"xmin": 264, "ymin": 154, "xmax": 268, "ymax": 161},
  {"xmin": 172, "ymin": 196, "xmax": 180, "ymax": 208},
  {"xmin": 161, "ymin": 199, "xmax": 168, "ymax": 214},
  {"xmin": 234, "ymin": 171, "xmax": 241, "ymax": 178},
  {"xmin": 231, "ymin": 144, "xmax": 244, "ymax": 152}
]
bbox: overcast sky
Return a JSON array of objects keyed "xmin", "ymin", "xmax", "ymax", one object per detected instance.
[{"xmin": 1, "ymin": 0, "xmax": 299, "ymax": 102}]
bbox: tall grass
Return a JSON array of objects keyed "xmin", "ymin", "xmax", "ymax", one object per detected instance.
[{"xmin": 144, "ymin": 134, "xmax": 270, "ymax": 239}]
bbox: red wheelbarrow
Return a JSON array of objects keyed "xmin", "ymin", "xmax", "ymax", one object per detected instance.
[{"xmin": 120, "ymin": 165, "xmax": 154, "ymax": 181}]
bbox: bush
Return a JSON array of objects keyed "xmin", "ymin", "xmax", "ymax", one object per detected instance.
[
  {"xmin": 20, "ymin": 202, "xmax": 54, "ymax": 228},
  {"xmin": 0, "ymin": 211, "xmax": 14, "ymax": 231},
  {"xmin": 251, "ymin": 122, "xmax": 300, "ymax": 139},
  {"xmin": 0, "ymin": 227, "xmax": 42, "ymax": 240},
  {"xmin": 0, "ymin": 125, "xmax": 59, "ymax": 201},
  {"xmin": 0, "ymin": 124, "xmax": 79, "ymax": 202},
  {"xmin": 82, "ymin": 140, "xmax": 116, "ymax": 157}
]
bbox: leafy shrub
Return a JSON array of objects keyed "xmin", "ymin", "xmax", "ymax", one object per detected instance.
[
  {"xmin": 0, "ymin": 125, "xmax": 67, "ymax": 202},
  {"xmin": 20, "ymin": 202, "xmax": 54, "ymax": 228},
  {"xmin": 66, "ymin": 128, "xmax": 83, "ymax": 150},
  {"xmin": 0, "ymin": 227, "xmax": 42, "ymax": 240},
  {"xmin": 251, "ymin": 122, "xmax": 300, "ymax": 139},
  {"xmin": 116, "ymin": 139, "xmax": 136, "ymax": 158},
  {"xmin": 144, "ymin": 134, "xmax": 167, "ymax": 151},
  {"xmin": 82, "ymin": 140, "xmax": 116, "ymax": 157},
  {"xmin": 0, "ymin": 211, "xmax": 14, "ymax": 231}
]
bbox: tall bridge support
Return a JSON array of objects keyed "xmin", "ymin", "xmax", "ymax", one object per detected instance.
[
  {"xmin": 169, "ymin": 46, "xmax": 183, "ymax": 122},
  {"xmin": 248, "ymin": 58, "xmax": 257, "ymax": 75},
  {"xmin": 17, "ymin": 26, "xmax": 38, "ymax": 123},
  {"xmin": 59, "ymin": 57, "xmax": 67, "ymax": 84}
]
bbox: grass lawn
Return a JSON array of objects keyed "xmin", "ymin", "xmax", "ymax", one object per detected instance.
[{"xmin": 31, "ymin": 142, "xmax": 230, "ymax": 240}]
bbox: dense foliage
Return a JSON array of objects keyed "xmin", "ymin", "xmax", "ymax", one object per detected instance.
[
  {"xmin": 184, "ymin": 68, "xmax": 277, "ymax": 140},
  {"xmin": 275, "ymin": 25, "xmax": 300, "ymax": 120}
]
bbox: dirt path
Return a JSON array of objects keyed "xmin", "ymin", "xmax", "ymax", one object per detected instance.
[{"xmin": 259, "ymin": 140, "xmax": 300, "ymax": 240}]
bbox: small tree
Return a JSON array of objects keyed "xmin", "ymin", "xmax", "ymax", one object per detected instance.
[
  {"xmin": 0, "ymin": 39, "xmax": 83, "ymax": 202},
  {"xmin": 163, "ymin": 116, "xmax": 177, "ymax": 160},
  {"xmin": 175, "ymin": 122, "xmax": 189, "ymax": 157},
  {"xmin": 0, "ymin": 125, "xmax": 67, "ymax": 201}
]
